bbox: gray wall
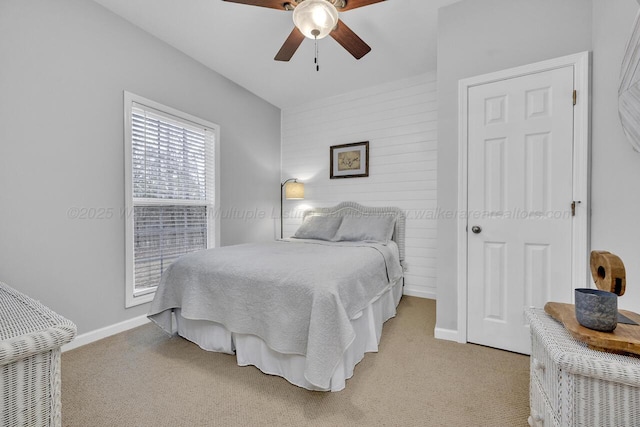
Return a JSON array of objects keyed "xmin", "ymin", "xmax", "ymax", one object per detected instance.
[
  {"xmin": 0, "ymin": 0, "xmax": 281, "ymax": 334},
  {"xmin": 591, "ymin": 0, "xmax": 640, "ymax": 312},
  {"xmin": 436, "ymin": 0, "xmax": 593, "ymax": 332}
]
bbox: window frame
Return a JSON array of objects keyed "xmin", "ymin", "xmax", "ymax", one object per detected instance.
[{"xmin": 123, "ymin": 91, "xmax": 220, "ymax": 308}]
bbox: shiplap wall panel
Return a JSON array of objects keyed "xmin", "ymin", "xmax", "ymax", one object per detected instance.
[{"xmin": 281, "ymin": 72, "xmax": 437, "ymax": 298}]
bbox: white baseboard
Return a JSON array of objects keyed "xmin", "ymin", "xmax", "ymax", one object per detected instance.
[
  {"xmin": 434, "ymin": 327, "xmax": 463, "ymax": 343},
  {"xmin": 402, "ymin": 286, "xmax": 436, "ymax": 300},
  {"xmin": 62, "ymin": 314, "xmax": 150, "ymax": 352}
]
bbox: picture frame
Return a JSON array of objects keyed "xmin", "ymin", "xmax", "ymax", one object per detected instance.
[{"xmin": 330, "ymin": 141, "xmax": 369, "ymax": 179}]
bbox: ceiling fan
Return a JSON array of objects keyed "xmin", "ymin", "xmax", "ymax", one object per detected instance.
[{"xmin": 222, "ymin": 0, "xmax": 385, "ymax": 62}]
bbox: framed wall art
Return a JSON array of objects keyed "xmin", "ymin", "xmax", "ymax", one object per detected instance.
[{"xmin": 330, "ymin": 141, "xmax": 369, "ymax": 179}]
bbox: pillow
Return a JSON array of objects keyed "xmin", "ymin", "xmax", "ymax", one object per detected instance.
[
  {"xmin": 332, "ymin": 214, "xmax": 396, "ymax": 243},
  {"xmin": 292, "ymin": 215, "xmax": 343, "ymax": 241}
]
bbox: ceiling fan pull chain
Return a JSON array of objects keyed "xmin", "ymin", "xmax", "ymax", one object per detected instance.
[{"xmin": 315, "ymin": 35, "xmax": 319, "ymax": 72}]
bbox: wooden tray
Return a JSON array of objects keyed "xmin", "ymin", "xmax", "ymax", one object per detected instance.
[{"xmin": 544, "ymin": 302, "xmax": 640, "ymax": 357}]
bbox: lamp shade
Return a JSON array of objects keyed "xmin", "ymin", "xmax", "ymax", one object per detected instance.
[
  {"xmin": 292, "ymin": 0, "xmax": 338, "ymax": 40},
  {"xmin": 285, "ymin": 181, "xmax": 305, "ymax": 199}
]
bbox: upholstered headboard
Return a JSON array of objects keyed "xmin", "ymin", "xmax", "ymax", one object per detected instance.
[{"xmin": 302, "ymin": 202, "xmax": 406, "ymax": 264}]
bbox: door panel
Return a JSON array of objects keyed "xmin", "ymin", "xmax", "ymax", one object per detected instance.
[{"xmin": 467, "ymin": 66, "xmax": 574, "ymax": 354}]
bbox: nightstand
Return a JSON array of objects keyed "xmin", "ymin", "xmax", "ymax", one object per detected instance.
[{"xmin": 526, "ymin": 308, "xmax": 640, "ymax": 426}]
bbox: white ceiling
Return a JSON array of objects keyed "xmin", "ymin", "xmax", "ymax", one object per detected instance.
[{"xmin": 92, "ymin": 0, "xmax": 459, "ymax": 109}]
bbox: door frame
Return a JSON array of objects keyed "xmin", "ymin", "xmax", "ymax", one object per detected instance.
[{"xmin": 456, "ymin": 51, "xmax": 591, "ymax": 344}]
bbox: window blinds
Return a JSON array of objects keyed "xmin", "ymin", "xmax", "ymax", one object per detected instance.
[
  {"xmin": 133, "ymin": 205, "xmax": 207, "ymax": 292},
  {"xmin": 131, "ymin": 103, "xmax": 214, "ymax": 293}
]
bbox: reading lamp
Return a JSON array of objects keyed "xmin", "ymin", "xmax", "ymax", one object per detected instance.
[{"xmin": 280, "ymin": 179, "xmax": 304, "ymax": 239}]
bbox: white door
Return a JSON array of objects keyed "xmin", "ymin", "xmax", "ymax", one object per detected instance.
[{"xmin": 466, "ymin": 66, "xmax": 575, "ymax": 354}]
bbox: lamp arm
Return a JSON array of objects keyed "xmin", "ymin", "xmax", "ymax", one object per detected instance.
[{"xmin": 281, "ymin": 178, "xmax": 297, "ymax": 190}]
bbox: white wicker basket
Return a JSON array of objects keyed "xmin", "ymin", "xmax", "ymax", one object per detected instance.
[
  {"xmin": 0, "ymin": 282, "xmax": 76, "ymax": 427},
  {"xmin": 527, "ymin": 308, "xmax": 640, "ymax": 426}
]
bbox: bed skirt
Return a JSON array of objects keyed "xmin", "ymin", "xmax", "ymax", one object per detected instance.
[{"xmin": 174, "ymin": 278, "xmax": 403, "ymax": 392}]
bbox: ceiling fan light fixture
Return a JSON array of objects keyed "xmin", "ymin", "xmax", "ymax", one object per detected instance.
[{"xmin": 292, "ymin": 0, "xmax": 338, "ymax": 40}]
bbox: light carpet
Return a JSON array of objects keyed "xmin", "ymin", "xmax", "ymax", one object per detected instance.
[{"xmin": 61, "ymin": 297, "xmax": 530, "ymax": 426}]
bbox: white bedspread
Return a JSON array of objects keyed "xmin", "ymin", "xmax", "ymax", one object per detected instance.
[{"xmin": 147, "ymin": 239, "xmax": 402, "ymax": 389}]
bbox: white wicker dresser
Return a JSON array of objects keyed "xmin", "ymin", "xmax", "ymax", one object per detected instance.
[
  {"xmin": 527, "ymin": 308, "xmax": 640, "ymax": 426},
  {"xmin": 0, "ymin": 282, "xmax": 76, "ymax": 427}
]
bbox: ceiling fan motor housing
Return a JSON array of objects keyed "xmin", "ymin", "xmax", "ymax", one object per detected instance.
[{"xmin": 287, "ymin": 0, "xmax": 346, "ymax": 9}]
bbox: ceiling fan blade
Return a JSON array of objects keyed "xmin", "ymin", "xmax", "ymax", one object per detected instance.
[
  {"xmin": 339, "ymin": 0, "xmax": 385, "ymax": 12},
  {"xmin": 222, "ymin": 0, "xmax": 290, "ymax": 11},
  {"xmin": 274, "ymin": 27, "xmax": 305, "ymax": 61},
  {"xmin": 330, "ymin": 19, "xmax": 371, "ymax": 59}
]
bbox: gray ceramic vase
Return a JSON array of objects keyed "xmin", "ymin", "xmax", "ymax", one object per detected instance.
[{"xmin": 575, "ymin": 288, "xmax": 618, "ymax": 332}]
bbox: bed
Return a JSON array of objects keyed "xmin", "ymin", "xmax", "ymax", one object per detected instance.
[{"xmin": 147, "ymin": 202, "xmax": 405, "ymax": 392}]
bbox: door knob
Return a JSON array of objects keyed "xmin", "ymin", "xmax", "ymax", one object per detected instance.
[{"xmin": 471, "ymin": 225, "xmax": 482, "ymax": 234}]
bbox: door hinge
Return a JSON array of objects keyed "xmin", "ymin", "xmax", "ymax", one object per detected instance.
[
  {"xmin": 573, "ymin": 90, "xmax": 577, "ymax": 106},
  {"xmin": 571, "ymin": 200, "xmax": 581, "ymax": 216}
]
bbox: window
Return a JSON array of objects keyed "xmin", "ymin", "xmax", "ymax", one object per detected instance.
[{"xmin": 124, "ymin": 92, "xmax": 219, "ymax": 307}]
